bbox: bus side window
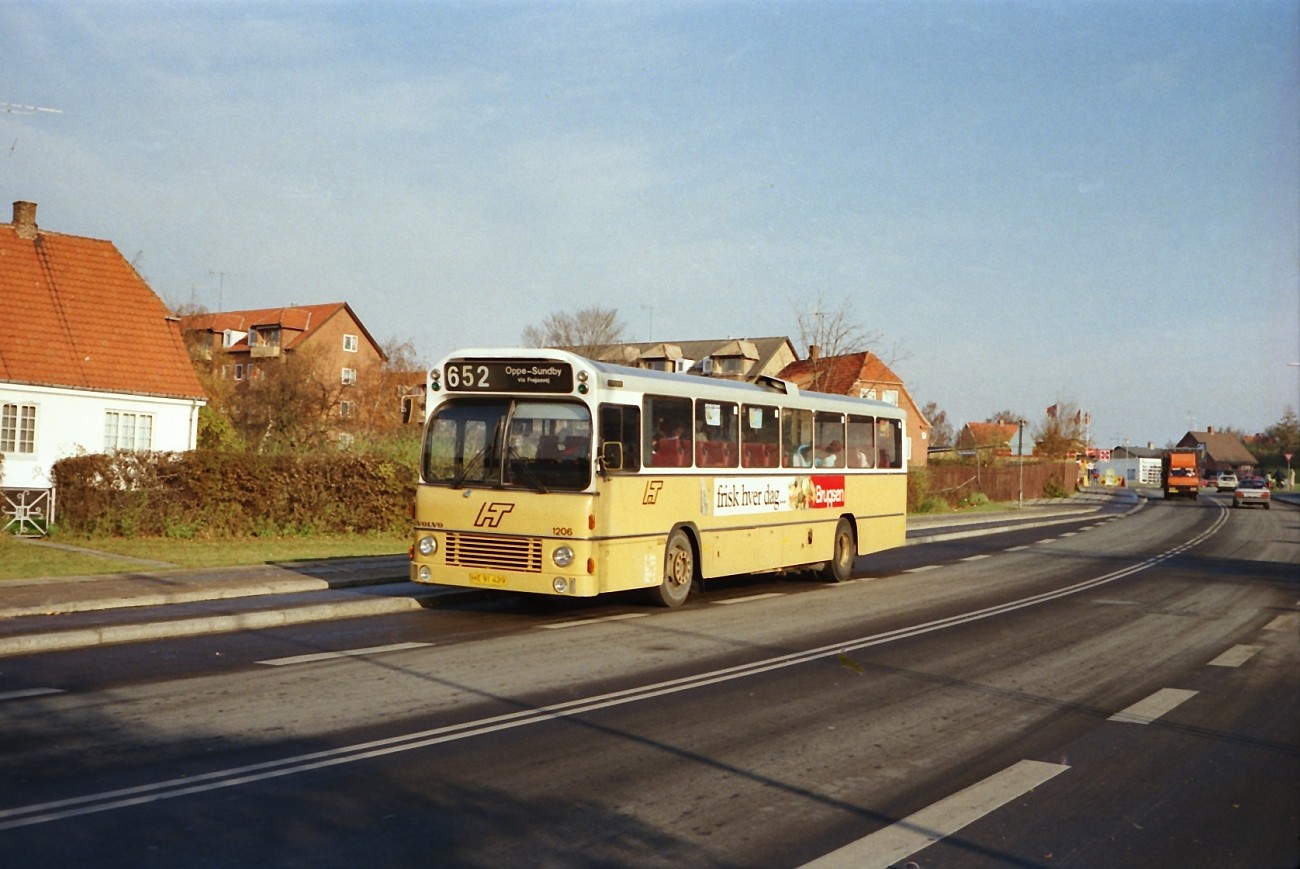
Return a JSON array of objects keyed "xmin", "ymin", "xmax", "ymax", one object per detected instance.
[
  {"xmin": 847, "ymin": 414, "xmax": 875, "ymax": 468},
  {"xmin": 741, "ymin": 404, "xmax": 780, "ymax": 468},
  {"xmin": 813, "ymin": 412, "xmax": 845, "ymax": 467},
  {"xmin": 598, "ymin": 404, "xmax": 641, "ymax": 472},
  {"xmin": 645, "ymin": 395, "xmax": 692, "ymax": 468},
  {"xmin": 878, "ymin": 418, "xmax": 902, "ymax": 468},
  {"xmin": 782, "ymin": 408, "xmax": 813, "ymax": 468},
  {"xmin": 695, "ymin": 399, "xmax": 738, "ymax": 468}
]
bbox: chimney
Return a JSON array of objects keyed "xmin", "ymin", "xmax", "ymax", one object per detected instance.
[
  {"xmin": 1206, "ymin": 425, "xmax": 1214, "ymax": 434},
  {"xmin": 808, "ymin": 344, "xmax": 820, "ymax": 362},
  {"xmin": 12, "ymin": 201, "xmax": 37, "ymax": 240}
]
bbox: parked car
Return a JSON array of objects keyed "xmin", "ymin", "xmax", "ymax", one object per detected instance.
[
  {"xmin": 1232, "ymin": 477, "xmax": 1270, "ymax": 509},
  {"xmin": 1216, "ymin": 473, "xmax": 1239, "ymax": 492}
]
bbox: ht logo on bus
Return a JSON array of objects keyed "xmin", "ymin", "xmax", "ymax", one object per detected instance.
[{"xmin": 474, "ymin": 502, "xmax": 515, "ymax": 528}]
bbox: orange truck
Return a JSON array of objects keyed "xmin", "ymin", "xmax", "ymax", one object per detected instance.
[{"xmin": 1162, "ymin": 448, "xmax": 1201, "ymax": 500}]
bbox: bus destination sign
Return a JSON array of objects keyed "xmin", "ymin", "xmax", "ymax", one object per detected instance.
[{"xmin": 444, "ymin": 359, "xmax": 574, "ymax": 393}]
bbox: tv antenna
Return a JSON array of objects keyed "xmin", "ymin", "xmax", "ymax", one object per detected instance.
[{"xmin": 1, "ymin": 102, "xmax": 63, "ymax": 116}]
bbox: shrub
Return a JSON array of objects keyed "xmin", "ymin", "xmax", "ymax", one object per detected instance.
[{"xmin": 53, "ymin": 450, "xmax": 416, "ymax": 538}]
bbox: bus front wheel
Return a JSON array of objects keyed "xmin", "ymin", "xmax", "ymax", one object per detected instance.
[
  {"xmin": 653, "ymin": 528, "xmax": 696, "ymax": 607},
  {"xmin": 821, "ymin": 518, "xmax": 856, "ymax": 583}
]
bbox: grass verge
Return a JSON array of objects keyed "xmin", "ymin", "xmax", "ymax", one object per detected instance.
[{"xmin": 0, "ymin": 533, "xmax": 409, "ymax": 581}]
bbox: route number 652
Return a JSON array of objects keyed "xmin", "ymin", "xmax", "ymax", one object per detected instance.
[{"xmin": 446, "ymin": 364, "xmax": 489, "ymax": 389}]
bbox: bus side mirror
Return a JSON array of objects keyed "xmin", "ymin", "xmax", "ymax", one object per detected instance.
[{"xmin": 601, "ymin": 442, "xmax": 623, "ymax": 471}]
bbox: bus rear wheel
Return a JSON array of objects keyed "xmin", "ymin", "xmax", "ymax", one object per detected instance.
[
  {"xmin": 653, "ymin": 528, "xmax": 696, "ymax": 607},
  {"xmin": 820, "ymin": 518, "xmax": 855, "ymax": 583}
]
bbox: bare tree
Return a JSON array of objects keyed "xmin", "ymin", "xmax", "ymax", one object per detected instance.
[
  {"xmin": 522, "ymin": 306, "xmax": 625, "ymax": 358},
  {"xmin": 1032, "ymin": 401, "xmax": 1087, "ymax": 458},
  {"xmin": 920, "ymin": 401, "xmax": 954, "ymax": 449},
  {"xmin": 794, "ymin": 292, "xmax": 880, "ymax": 359}
]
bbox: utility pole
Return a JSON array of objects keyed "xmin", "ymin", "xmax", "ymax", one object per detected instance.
[{"xmin": 1017, "ymin": 420, "xmax": 1026, "ymax": 509}]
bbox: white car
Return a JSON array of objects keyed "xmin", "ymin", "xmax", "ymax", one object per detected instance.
[
  {"xmin": 1216, "ymin": 473, "xmax": 1238, "ymax": 492},
  {"xmin": 1232, "ymin": 477, "xmax": 1271, "ymax": 509}
]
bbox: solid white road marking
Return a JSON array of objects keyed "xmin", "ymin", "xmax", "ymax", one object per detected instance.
[
  {"xmin": 1108, "ymin": 688, "xmax": 1198, "ymax": 725},
  {"xmin": 1208, "ymin": 645, "xmax": 1262, "ymax": 668},
  {"xmin": 715, "ymin": 592, "xmax": 787, "ymax": 605},
  {"xmin": 0, "ymin": 687, "xmax": 64, "ymax": 701},
  {"xmin": 800, "ymin": 759, "xmax": 1070, "ymax": 869},
  {"xmin": 257, "ymin": 642, "xmax": 432, "ymax": 667},
  {"xmin": 538, "ymin": 613, "xmax": 648, "ymax": 630}
]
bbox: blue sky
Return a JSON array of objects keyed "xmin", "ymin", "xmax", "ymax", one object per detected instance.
[{"xmin": 3, "ymin": 1, "xmax": 1297, "ymax": 448}]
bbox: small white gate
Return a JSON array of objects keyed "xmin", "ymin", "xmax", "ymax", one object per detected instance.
[{"xmin": 2, "ymin": 487, "xmax": 55, "ymax": 537}]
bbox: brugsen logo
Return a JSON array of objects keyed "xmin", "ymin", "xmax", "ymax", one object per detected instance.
[
  {"xmin": 474, "ymin": 502, "xmax": 516, "ymax": 528},
  {"xmin": 643, "ymin": 480, "xmax": 664, "ymax": 505}
]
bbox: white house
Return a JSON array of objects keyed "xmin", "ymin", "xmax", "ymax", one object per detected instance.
[{"xmin": 1, "ymin": 201, "xmax": 206, "ymax": 530}]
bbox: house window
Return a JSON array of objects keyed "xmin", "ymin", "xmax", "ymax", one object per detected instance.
[
  {"xmin": 234, "ymin": 364, "xmax": 245, "ymax": 381},
  {"xmin": 340, "ymin": 400, "xmax": 355, "ymax": 418},
  {"xmin": 860, "ymin": 387, "xmax": 877, "ymax": 400},
  {"xmin": 341, "ymin": 367, "xmax": 357, "ymax": 386},
  {"xmin": 337, "ymin": 432, "xmax": 355, "ymax": 450},
  {"xmin": 104, "ymin": 411, "xmax": 154, "ymax": 451},
  {"xmin": 222, "ymin": 329, "xmax": 238, "ymax": 348},
  {"xmin": 882, "ymin": 389, "xmax": 900, "ymax": 406},
  {"xmin": 0, "ymin": 403, "xmax": 37, "ymax": 454},
  {"xmin": 343, "ymin": 334, "xmax": 359, "ymax": 353}
]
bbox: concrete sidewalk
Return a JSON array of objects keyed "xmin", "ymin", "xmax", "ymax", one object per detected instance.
[{"xmin": 0, "ymin": 491, "xmax": 1134, "ymax": 658}]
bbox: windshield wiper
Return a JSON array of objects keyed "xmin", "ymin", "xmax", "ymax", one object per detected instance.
[
  {"xmin": 507, "ymin": 444, "xmax": 549, "ymax": 494},
  {"xmin": 450, "ymin": 448, "xmax": 488, "ymax": 489}
]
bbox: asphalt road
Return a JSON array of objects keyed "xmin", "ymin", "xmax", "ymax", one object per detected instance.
[{"xmin": 0, "ymin": 493, "xmax": 1296, "ymax": 868}]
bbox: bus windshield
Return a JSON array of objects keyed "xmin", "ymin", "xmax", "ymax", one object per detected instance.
[{"xmin": 423, "ymin": 397, "xmax": 593, "ymax": 491}]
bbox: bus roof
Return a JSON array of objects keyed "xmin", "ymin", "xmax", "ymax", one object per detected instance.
[{"xmin": 435, "ymin": 347, "xmax": 905, "ymax": 419}]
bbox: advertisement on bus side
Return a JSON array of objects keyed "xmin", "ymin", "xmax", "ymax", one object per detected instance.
[{"xmin": 710, "ymin": 475, "xmax": 846, "ymax": 516}]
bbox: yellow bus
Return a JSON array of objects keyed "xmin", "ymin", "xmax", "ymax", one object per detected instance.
[{"xmin": 411, "ymin": 348, "xmax": 908, "ymax": 607}]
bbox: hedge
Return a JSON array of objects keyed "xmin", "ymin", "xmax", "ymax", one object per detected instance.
[{"xmin": 52, "ymin": 450, "xmax": 416, "ymax": 538}]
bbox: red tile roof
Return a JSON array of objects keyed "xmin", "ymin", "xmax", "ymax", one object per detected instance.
[
  {"xmin": 778, "ymin": 351, "xmax": 903, "ymax": 395},
  {"xmin": 179, "ymin": 302, "xmax": 384, "ymax": 358},
  {"xmin": 0, "ymin": 204, "xmax": 206, "ymax": 400},
  {"xmin": 961, "ymin": 422, "xmax": 1021, "ymax": 447}
]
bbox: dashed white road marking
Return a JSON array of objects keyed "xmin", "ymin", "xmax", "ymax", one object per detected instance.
[
  {"xmin": 0, "ymin": 687, "xmax": 64, "ymax": 701},
  {"xmin": 904, "ymin": 564, "xmax": 941, "ymax": 574},
  {"xmin": 800, "ymin": 759, "xmax": 1070, "ymax": 868},
  {"xmin": 1264, "ymin": 612, "xmax": 1299, "ymax": 632},
  {"xmin": 1005, "ymin": 545, "xmax": 1030, "ymax": 552},
  {"xmin": 257, "ymin": 642, "xmax": 432, "ymax": 666},
  {"xmin": 1208, "ymin": 645, "xmax": 1262, "ymax": 668},
  {"xmin": 538, "ymin": 613, "xmax": 648, "ymax": 630},
  {"xmin": 1108, "ymin": 688, "xmax": 1198, "ymax": 725},
  {"xmin": 960, "ymin": 554, "xmax": 991, "ymax": 562}
]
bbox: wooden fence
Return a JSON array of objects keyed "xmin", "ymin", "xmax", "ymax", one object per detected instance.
[{"xmin": 925, "ymin": 461, "xmax": 1080, "ymax": 503}]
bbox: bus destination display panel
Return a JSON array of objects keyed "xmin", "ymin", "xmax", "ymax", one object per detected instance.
[{"xmin": 444, "ymin": 359, "xmax": 574, "ymax": 393}]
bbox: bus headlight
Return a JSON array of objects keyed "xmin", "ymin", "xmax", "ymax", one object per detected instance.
[
  {"xmin": 418, "ymin": 535, "xmax": 437, "ymax": 557},
  {"xmin": 418, "ymin": 565, "xmax": 432, "ymax": 582},
  {"xmin": 552, "ymin": 545, "xmax": 575, "ymax": 568},
  {"xmin": 553, "ymin": 576, "xmax": 573, "ymax": 594}
]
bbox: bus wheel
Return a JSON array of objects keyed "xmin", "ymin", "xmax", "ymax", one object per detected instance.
[
  {"xmin": 653, "ymin": 528, "xmax": 696, "ymax": 607},
  {"xmin": 821, "ymin": 518, "xmax": 855, "ymax": 583}
]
